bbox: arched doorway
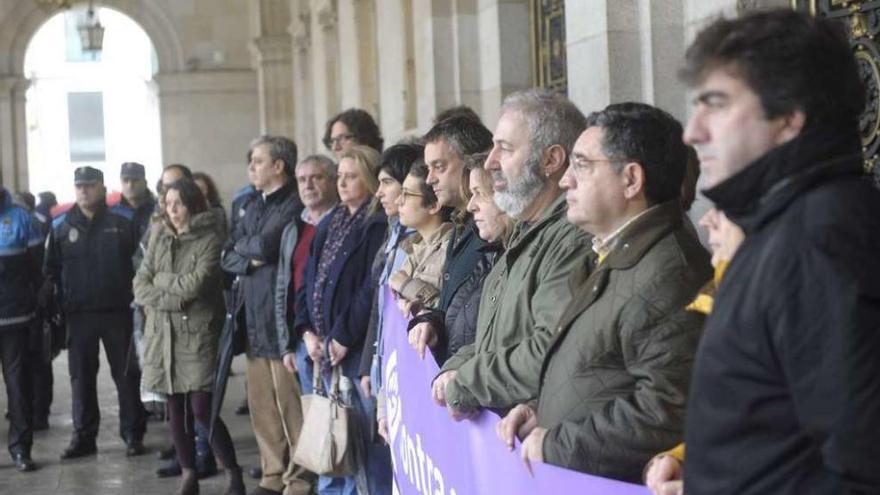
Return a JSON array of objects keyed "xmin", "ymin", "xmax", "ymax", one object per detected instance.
[{"xmin": 24, "ymin": 6, "xmax": 161, "ymax": 202}]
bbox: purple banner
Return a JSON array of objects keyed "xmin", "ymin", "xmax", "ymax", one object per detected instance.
[{"xmin": 381, "ymin": 287, "xmax": 649, "ymax": 495}]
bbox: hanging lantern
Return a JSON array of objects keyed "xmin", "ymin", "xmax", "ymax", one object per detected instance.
[{"xmin": 77, "ymin": 2, "xmax": 104, "ymax": 53}]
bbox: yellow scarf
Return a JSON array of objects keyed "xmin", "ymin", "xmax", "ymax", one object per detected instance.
[{"xmin": 684, "ymin": 260, "xmax": 730, "ymax": 315}]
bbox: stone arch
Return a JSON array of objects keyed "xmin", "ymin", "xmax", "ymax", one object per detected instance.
[{"xmin": 0, "ymin": 0, "xmax": 185, "ymax": 76}]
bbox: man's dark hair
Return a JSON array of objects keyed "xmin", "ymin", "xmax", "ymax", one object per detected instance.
[
  {"xmin": 250, "ymin": 135, "xmax": 298, "ymax": 176},
  {"xmin": 163, "ymin": 163, "xmax": 193, "ymax": 180},
  {"xmin": 408, "ymin": 162, "xmax": 453, "ymax": 221},
  {"xmin": 422, "ymin": 116, "xmax": 493, "ymax": 160},
  {"xmin": 14, "ymin": 191, "xmax": 35, "ymax": 211},
  {"xmin": 164, "ymin": 178, "xmax": 208, "ymax": 216},
  {"xmin": 681, "ymin": 9, "xmax": 865, "ymax": 128},
  {"xmin": 192, "ymin": 172, "xmax": 222, "ymax": 208},
  {"xmin": 433, "ymin": 105, "xmax": 483, "ymax": 126},
  {"xmin": 380, "ymin": 143, "xmax": 425, "ymax": 184},
  {"xmin": 681, "ymin": 146, "xmax": 700, "ymax": 212},
  {"xmin": 323, "ymin": 108, "xmax": 384, "ymax": 152},
  {"xmin": 585, "ymin": 102, "xmax": 687, "ymax": 206}
]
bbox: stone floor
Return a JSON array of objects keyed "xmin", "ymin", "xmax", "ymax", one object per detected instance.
[{"xmin": 0, "ymin": 349, "xmax": 262, "ymax": 495}]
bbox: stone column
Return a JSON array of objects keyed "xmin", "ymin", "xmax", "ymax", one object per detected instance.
[
  {"xmin": 564, "ymin": 0, "xmax": 641, "ymax": 115},
  {"xmin": 477, "ymin": 0, "xmax": 531, "ymax": 126},
  {"xmin": 337, "ymin": 0, "xmax": 379, "ymax": 115},
  {"xmin": 154, "ymin": 70, "xmax": 259, "ymax": 203},
  {"xmin": 0, "ymin": 75, "xmax": 29, "ymax": 191},
  {"xmin": 252, "ymin": 0, "xmax": 295, "ymax": 137},
  {"xmin": 375, "ymin": 0, "xmax": 414, "ymax": 141},
  {"xmin": 252, "ymin": 34, "xmax": 296, "ymax": 137},
  {"xmin": 454, "ymin": 0, "xmax": 483, "ymax": 113},
  {"xmin": 310, "ymin": 0, "xmax": 340, "ymax": 152},
  {"xmin": 290, "ymin": 3, "xmax": 317, "ymax": 155}
]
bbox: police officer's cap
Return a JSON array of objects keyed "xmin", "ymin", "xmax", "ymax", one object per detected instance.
[
  {"xmin": 120, "ymin": 162, "xmax": 146, "ymax": 180},
  {"xmin": 74, "ymin": 166, "xmax": 104, "ymax": 185}
]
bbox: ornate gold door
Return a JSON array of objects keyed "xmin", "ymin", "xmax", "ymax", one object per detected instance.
[
  {"xmin": 793, "ymin": 0, "xmax": 880, "ymax": 180},
  {"xmin": 530, "ymin": 0, "xmax": 567, "ymax": 95}
]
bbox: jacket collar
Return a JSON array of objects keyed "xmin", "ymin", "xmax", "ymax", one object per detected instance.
[
  {"xmin": 505, "ymin": 194, "xmax": 568, "ymax": 257},
  {"xmin": 598, "ymin": 200, "xmax": 684, "ymax": 271},
  {"xmin": 160, "ymin": 210, "xmax": 216, "ymax": 240},
  {"xmin": 68, "ymin": 201, "xmax": 107, "ymax": 228},
  {"xmin": 703, "ymin": 122, "xmax": 864, "ymax": 233},
  {"xmin": 553, "ymin": 200, "xmax": 686, "ymax": 334},
  {"xmin": 262, "ymin": 181, "xmax": 296, "ymax": 204},
  {"xmin": 119, "ymin": 192, "xmax": 156, "ymax": 213}
]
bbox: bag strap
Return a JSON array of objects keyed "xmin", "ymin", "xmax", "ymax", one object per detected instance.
[
  {"xmin": 311, "ymin": 360, "xmax": 325, "ymax": 395},
  {"xmin": 329, "ymin": 364, "xmax": 342, "ymax": 398}
]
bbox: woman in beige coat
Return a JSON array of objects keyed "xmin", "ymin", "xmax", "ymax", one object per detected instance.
[{"xmin": 134, "ymin": 179, "xmax": 244, "ymax": 495}]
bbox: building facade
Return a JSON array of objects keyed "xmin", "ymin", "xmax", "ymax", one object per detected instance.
[{"xmin": 0, "ymin": 0, "xmax": 838, "ymax": 205}]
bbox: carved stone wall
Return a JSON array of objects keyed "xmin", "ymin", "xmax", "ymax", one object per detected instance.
[{"xmin": 794, "ymin": 0, "xmax": 880, "ymax": 180}]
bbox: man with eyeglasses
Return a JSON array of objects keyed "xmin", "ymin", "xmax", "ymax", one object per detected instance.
[
  {"xmin": 496, "ymin": 102, "xmax": 710, "ymax": 482},
  {"xmin": 322, "ymin": 108, "xmax": 384, "ymax": 159}
]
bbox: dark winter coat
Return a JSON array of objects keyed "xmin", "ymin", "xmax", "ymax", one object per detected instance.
[
  {"xmin": 294, "ymin": 206, "xmax": 387, "ymax": 351},
  {"xmin": 221, "ymin": 183, "xmax": 301, "ymax": 359},
  {"xmin": 686, "ymin": 122, "xmax": 880, "ymax": 494},
  {"xmin": 433, "ymin": 240, "xmax": 500, "ymax": 365},
  {"xmin": 44, "ymin": 202, "xmax": 138, "ymax": 314}
]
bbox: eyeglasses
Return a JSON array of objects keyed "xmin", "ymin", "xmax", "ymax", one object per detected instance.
[
  {"xmin": 329, "ymin": 133, "xmax": 354, "ymax": 147},
  {"xmin": 569, "ymin": 156, "xmax": 624, "ymax": 175},
  {"xmin": 400, "ymin": 189, "xmax": 424, "ymax": 200}
]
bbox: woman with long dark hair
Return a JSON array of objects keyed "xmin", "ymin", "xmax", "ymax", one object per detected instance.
[{"xmin": 133, "ymin": 179, "xmax": 244, "ymax": 495}]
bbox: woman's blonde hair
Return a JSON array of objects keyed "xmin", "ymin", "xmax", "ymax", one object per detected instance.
[
  {"xmin": 339, "ymin": 144, "xmax": 381, "ymax": 213},
  {"xmin": 464, "ymin": 151, "xmax": 515, "ymax": 244}
]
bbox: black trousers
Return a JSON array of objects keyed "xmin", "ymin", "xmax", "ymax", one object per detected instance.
[
  {"xmin": 28, "ymin": 322, "xmax": 53, "ymax": 421},
  {"xmin": 0, "ymin": 325, "xmax": 33, "ymax": 456},
  {"xmin": 67, "ymin": 311, "xmax": 145, "ymax": 443}
]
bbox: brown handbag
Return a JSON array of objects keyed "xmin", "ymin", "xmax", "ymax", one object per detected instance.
[{"xmin": 293, "ymin": 362, "xmax": 357, "ymax": 477}]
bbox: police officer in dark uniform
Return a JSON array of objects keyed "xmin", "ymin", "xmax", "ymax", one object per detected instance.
[
  {"xmin": 44, "ymin": 166, "xmax": 147, "ymax": 459},
  {"xmin": 12, "ymin": 191, "xmax": 55, "ymax": 432},
  {"xmin": 0, "ymin": 187, "xmax": 42, "ymax": 471}
]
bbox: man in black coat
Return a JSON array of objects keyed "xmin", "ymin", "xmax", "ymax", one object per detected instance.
[
  {"xmin": 44, "ymin": 166, "xmax": 146, "ymax": 460},
  {"xmin": 680, "ymin": 10, "xmax": 880, "ymax": 494},
  {"xmin": 221, "ymin": 136, "xmax": 311, "ymax": 495}
]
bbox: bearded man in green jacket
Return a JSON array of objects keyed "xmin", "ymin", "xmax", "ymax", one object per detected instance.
[
  {"xmin": 497, "ymin": 102, "xmax": 711, "ymax": 482},
  {"xmin": 431, "ymin": 88, "xmax": 594, "ymax": 419}
]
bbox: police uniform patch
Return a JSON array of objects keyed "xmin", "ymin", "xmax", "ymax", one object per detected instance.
[
  {"xmin": 239, "ymin": 208, "xmax": 245, "ymax": 218},
  {"xmin": 0, "ymin": 218, "xmax": 12, "ymax": 238},
  {"xmin": 68, "ymin": 228, "xmax": 79, "ymax": 243}
]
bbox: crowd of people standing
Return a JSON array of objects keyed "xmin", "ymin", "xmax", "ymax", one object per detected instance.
[{"xmin": 0, "ymin": 8, "xmax": 878, "ymax": 495}]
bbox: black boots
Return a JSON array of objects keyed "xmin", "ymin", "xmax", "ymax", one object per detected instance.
[
  {"xmin": 224, "ymin": 467, "xmax": 246, "ymax": 495},
  {"xmin": 12, "ymin": 452, "xmax": 36, "ymax": 472},
  {"xmin": 60, "ymin": 438, "xmax": 97, "ymax": 460}
]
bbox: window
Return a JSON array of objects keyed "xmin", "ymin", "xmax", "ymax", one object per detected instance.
[{"xmin": 67, "ymin": 92, "xmax": 106, "ymax": 162}]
